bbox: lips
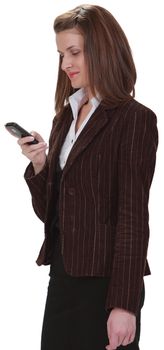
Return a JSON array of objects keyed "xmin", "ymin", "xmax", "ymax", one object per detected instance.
[{"xmin": 68, "ymin": 72, "xmax": 79, "ymax": 79}]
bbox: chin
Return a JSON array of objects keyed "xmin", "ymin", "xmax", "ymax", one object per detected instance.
[
  {"xmin": 71, "ymin": 79, "xmax": 86, "ymax": 89},
  {"xmin": 71, "ymin": 83, "xmax": 82, "ymax": 89}
]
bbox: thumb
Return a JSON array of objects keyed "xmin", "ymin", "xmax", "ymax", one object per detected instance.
[{"xmin": 30, "ymin": 131, "xmax": 45, "ymax": 143}]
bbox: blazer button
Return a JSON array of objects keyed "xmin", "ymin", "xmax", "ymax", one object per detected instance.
[{"xmin": 68, "ymin": 188, "xmax": 74, "ymax": 196}]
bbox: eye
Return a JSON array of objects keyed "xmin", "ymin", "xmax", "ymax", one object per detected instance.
[{"xmin": 71, "ymin": 51, "xmax": 80, "ymax": 56}]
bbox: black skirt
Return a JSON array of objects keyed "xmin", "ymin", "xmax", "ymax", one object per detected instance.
[{"xmin": 42, "ymin": 251, "xmax": 110, "ymax": 349}]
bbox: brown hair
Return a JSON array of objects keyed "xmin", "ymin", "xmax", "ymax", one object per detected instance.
[{"xmin": 54, "ymin": 4, "xmax": 136, "ymax": 113}]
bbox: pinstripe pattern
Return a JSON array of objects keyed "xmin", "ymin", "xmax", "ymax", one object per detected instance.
[{"xmin": 25, "ymin": 98, "xmax": 158, "ymax": 314}]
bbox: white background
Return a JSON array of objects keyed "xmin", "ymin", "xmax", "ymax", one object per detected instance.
[{"xmin": 0, "ymin": 0, "xmax": 163, "ymax": 349}]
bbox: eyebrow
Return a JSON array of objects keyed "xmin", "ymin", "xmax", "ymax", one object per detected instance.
[{"xmin": 57, "ymin": 45, "xmax": 79, "ymax": 54}]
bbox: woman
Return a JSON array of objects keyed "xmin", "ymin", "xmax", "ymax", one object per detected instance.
[{"xmin": 18, "ymin": 4, "xmax": 158, "ymax": 350}]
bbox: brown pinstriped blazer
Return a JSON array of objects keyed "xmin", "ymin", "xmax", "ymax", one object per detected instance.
[{"xmin": 25, "ymin": 98, "xmax": 158, "ymax": 314}]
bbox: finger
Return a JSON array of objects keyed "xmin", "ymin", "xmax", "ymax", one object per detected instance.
[
  {"xmin": 21, "ymin": 141, "xmax": 47, "ymax": 152},
  {"xmin": 22, "ymin": 146, "xmax": 46, "ymax": 159},
  {"xmin": 22, "ymin": 144, "xmax": 47, "ymax": 157},
  {"xmin": 107, "ymin": 333, "xmax": 120, "ymax": 350},
  {"xmin": 25, "ymin": 141, "xmax": 46, "ymax": 149},
  {"xmin": 18, "ymin": 136, "xmax": 35, "ymax": 146},
  {"xmin": 121, "ymin": 336, "xmax": 130, "ymax": 346},
  {"xmin": 121, "ymin": 331, "xmax": 135, "ymax": 347},
  {"xmin": 30, "ymin": 131, "xmax": 44, "ymax": 142},
  {"xmin": 128, "ymin": 332, "xmax": 135, "ymax": 344},
  {"xmin": 21, "ymin": 143, "xmax": 47, "ymax": 158},
  {"xmin": 106, "ymin": 344, "xmax": 117, "ymax": 350}
]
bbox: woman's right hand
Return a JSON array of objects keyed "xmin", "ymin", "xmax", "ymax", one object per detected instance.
[{"xmin": 17, "ymin": 131, "xmax": 48, "ymax": 175}]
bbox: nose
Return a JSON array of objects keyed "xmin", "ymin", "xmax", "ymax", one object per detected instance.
[{"xmin": 61, "ymin": 55, "xmax": 72, "ymax": 71}]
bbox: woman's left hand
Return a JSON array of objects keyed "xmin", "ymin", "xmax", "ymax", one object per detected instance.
[{"xmin": 106, "ymin": 308, "xmax": 136, "ymax": 349}]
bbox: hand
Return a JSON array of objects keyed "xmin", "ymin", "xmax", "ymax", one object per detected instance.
[
  {"xmin": 18, "ymin": 131, "xmax": 48, "ymax": 174},
  {"xmin": 106, "ymin": 308, "xmax": 136, "ymax": 350}
]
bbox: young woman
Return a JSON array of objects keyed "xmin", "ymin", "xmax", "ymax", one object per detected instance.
[{"xmin": 18, "ymin": 4, "xmax": 158, "ymax": 350}]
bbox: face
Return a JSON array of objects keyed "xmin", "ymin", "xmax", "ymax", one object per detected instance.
[{"xmin": 56, "ymin": 28, "xmax": 90, "ymax": 92}]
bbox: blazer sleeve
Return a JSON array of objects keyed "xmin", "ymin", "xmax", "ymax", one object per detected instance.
[
  {"xmin": 106, "ymin": 107, "xmax": 158, "ymax": 315},
  {"xmin": 24, "ymin": 116, "xmax": 57, "ymax": 222},
  {"xmin": 24, "ymin": 160, "xmax": 49, "ymax": 222}
]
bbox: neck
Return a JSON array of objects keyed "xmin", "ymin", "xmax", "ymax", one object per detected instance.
[{"xmin": 84, "ymin": 87, "xmax": 95, "ymax": 101}]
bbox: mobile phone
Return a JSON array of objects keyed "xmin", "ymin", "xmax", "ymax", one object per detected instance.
[{"xmin": 5, "ymin": 122, "xmax": 38, "ymax": 145}]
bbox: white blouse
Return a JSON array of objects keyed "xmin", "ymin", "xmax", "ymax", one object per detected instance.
[{"xmin": 59, "ymin": 88, "xmax": 100, "ymax": 169}]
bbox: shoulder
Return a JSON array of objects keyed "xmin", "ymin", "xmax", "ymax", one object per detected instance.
[
  {"xmin": 104, "ymin": 98, "xmax": 157, "ymax": 126},
  {"xmin": 107, "ymin": 99, "xmax": 158, "ymax": 136},
  {"xmin": 123, "ymin": 100, "xmax": 158, "ymax": 142},
  {"xmin": 117, "ymin": 99, "xmax": 158, "ymax": 150},
  {"xmin": 105, "ymin": 99, "xmax": 158, "ymax": 148},
  {"xmin": 122, "ymin": 98, "xmax": 157, "ymax": 122}
]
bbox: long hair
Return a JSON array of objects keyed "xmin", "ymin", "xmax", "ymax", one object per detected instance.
[{"xmin": 54, "ymin": 4, "xmax": 137, "ymax": 114}]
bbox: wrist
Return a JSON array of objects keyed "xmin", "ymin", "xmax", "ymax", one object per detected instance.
[
  {"xmin": 32, "ymin": 159, "xmax": 46, "ymax": 175},
  {"xmin": 110, "ymin": 308, "xmax": 136, "ymax": 317}
]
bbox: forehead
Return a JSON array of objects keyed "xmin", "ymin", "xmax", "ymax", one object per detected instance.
[{"xmin": 56, "ymin": 28, "xmax": 84, "ymax": 51}]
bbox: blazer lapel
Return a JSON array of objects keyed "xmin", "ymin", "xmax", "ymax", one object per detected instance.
[{"xmin": 62, "ymin": 104, "xmax": 114, "ymax": 177}]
